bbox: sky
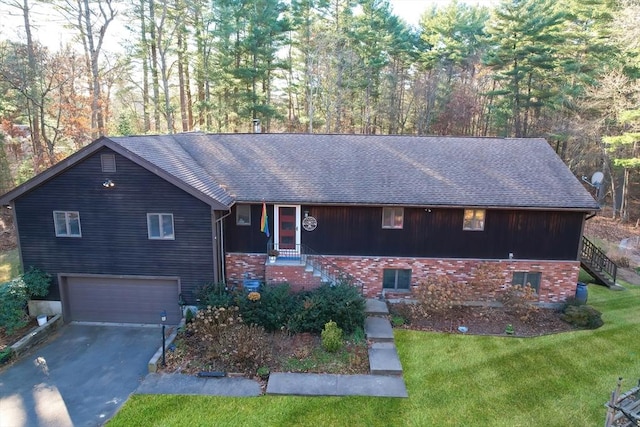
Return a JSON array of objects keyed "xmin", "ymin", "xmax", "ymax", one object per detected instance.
[{"xmin": 0, "ymin": 0, "xmax": 492, "ymax": 52}]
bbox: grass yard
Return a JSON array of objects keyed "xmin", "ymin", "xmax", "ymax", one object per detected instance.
[
  {"xmin": 108, "ymin": 284, "xmax": 640, "ymax": 426},
  {"xmin": 0, "ymin": 248, "xmax": 20, "ymax": 283}
]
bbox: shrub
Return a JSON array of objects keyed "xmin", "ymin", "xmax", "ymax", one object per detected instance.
[
  {"xmin": 561, "ymin": 305, "xmax": 603, "ymax": 329},
  {"xmin": 411, "ymin": 275, "xmax": 468, "ymax": 319},
  {"xmin": 563, "ymin": 296, "xmax": 585, "ymax": 307},
  {"xmin": 0, "ymin": 267, "xmax": 51, "ymax": 335},
  {"xmin": 0, "ymin": 348, "xmax": 13, "ymax": 365},
  {"xmin": 321, "ymin": 321, "xmax": 343, "ymax": 353},
  {"xmin": 195, "ymin": 282, "xmax": 236, "ymax": 309},
  {"xmin": 237, "ymin": 283, "xmax": 296, "ymax": 331},
  {"xmin": 217, "ymin": 323, "xmax": 271, "ymax": 375},
  {"xmin": 288, "ymin": 283, "xmax": 365, "ymax": 334},
  {"xmin": 498, "ymin": 284, "xmax": 539, "ymax": 323},
  {"xmin": 0, "ymin": 282, "xmax": 29, "ymax": 335},
  {"xmin": 388, "ymin": 302, "xmax": 413, "ymax": 325},
  {"xmin": 22, "ymin": 267, "xmax": 51, "ymax": 298},
  {"xmin": 185, "ymin": 308, "xmax": 195, "ymax": 324},
  {"xmin": 390, "ymin": 314, "xmax": 405, "ymax": 327},
  {"xmin": 186, "ymin": 305, "xmax": 271, "ymax": 375}
]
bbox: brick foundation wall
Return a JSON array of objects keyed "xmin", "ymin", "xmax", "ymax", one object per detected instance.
[
  {"xmin": 225, "ymin": 253, "xmax": 580, "ymax": 303},
  {"xmin": 225, "ymin": 253, "xmax": 267, "ymax": 288}
]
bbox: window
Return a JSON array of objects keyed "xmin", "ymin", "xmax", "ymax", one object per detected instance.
[
  {"xmin": 383, "ymin": 269, "xmax": 411, "ymax": 290},
  {"xmin": 382, "ymin": 207, "xmax": 404, "ymax": 229},
  {"xmin": 101, "ymin": 153, "xmax": 116, "ymax": 172},
  {"xmin": 512, "ymin": 271, "xmax": 541, "ymax": 293},
  {"xmin": 53, "ymin": 211, "xmax": 82, "ymax": 237},
  {"xmin": 463, "ymin": 209, "xmax": 485, "ymax": 231},
  {"xmin": 147, "ymin": 213, "xmax": 174, "ymax": 239},
  {"xmin": 236, "ymin": 204, "xmax": 251, "ymax": 225}
]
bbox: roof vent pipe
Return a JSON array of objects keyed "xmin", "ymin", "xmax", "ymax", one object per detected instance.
[{"xmin": 252, "ymin": 118, "xmax": 261, "ymax": 133}]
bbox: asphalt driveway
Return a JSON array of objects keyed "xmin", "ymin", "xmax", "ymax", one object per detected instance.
[{"xmin": 0, "ymin": 323, "xmax": 161, "ymax": 427}]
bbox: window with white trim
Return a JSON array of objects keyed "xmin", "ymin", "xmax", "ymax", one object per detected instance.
[
  {"xmin": 147, "ymin": 213, "xmax": 174, "ymax": 239},
  {"xmin": 382, "ymin": 207, "xmax": 404, "ymax": 229},
  {"xmin": 463, "ymin": 209, "xmax": 485, "ymax": 231},
  {"xmin": 53, "ymin": 211, "xmax": 82, "ymax": 237},
  {"xmin": 236, "ymin": 204, "xmax": 251, "ymax": 225},
  {"xmin": 512, "ymin": 271, "xmax": 541, "ymax": 293},
  {"xmin": 383, "ymin": 269, "xmax": 411, "ymax": 290}
]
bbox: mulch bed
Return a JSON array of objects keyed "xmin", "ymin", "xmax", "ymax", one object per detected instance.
[
  {"xmin": 162, "ymin": 329, "xmax": 370, "ymax": 377},
  {"xmin": 389, "ymin": 303, "xmax": 575, "ymax": 337}
]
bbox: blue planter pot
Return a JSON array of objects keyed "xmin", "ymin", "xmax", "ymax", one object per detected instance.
[{"xmin": 575, "ymin": 282, "xmax": 588, "ymax": 304}]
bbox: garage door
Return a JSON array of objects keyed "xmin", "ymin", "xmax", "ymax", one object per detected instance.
[{"xmin": 60, "ymin": 275, "xmax": 181, "ymax": 324}]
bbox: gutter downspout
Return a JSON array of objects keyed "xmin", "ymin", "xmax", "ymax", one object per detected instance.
[{"xmin": 213, "ymin": 209, "xmax": 232, "ymax": 284}]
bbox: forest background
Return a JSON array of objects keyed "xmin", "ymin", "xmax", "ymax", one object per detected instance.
[{"xmin": 0, "ymin": 0, "xmax": 638, "ymax": 220}]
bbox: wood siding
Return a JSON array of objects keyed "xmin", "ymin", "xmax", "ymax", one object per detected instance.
[
  {"xmin": 14, "ymin": 148, "xmax": 215, "ymax": 303},
  {"xmin": 225, "ymin": 204, "xmax": 584, "ymax": 261}
]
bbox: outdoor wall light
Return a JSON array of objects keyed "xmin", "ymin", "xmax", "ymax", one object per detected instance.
[{"xmin": 102, "ymin": 179, "xmax": 115, "ymax": 188}]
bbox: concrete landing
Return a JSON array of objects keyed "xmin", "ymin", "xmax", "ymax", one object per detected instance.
[
  {"xmin": 365, "ymin": 316, "xmax": 394, "ymax": 342},
  {"xmin": 266, "ymin": 372, "xmax": 407, "ymax": 398},
  {"xmin": 365, "ymin": 298, "xmax": 389, "ymax": 316},
  {"xmin": 369, "ymin": 342, "xmax": 403, "ymax": 376}
]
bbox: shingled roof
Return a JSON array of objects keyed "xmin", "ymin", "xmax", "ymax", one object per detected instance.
[{"xmin": 104, "ymin": 133, "xmax": 597, "ymax": 211}]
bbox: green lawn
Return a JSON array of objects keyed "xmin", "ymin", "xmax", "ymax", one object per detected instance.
[
  {"xmin": 0, "ymin": 248, "xmax": 20, "ymax": 282},
  {"xmin": 108, "ymin": 284, "xmax": 640, "ymax": 426}
]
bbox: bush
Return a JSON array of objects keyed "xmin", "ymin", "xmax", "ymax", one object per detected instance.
[
  {"xmin": 22, "ymin": 267, "xmax": 51, "ymax": 298},
  {"xmin": 0, "ymin": 282, "xmax": 28, "ymax": 335},
  {"xmin": 237, "ymin": 283, "xmax": 297, "ymax": 332},
  {"xmin": 321, "ymin": 321, "xmax": 343, "ymax": 353},
  {"xmin": 561, "ymin": 305, "xmax": 603, "ymax": 329},
  {"xmin": 411, "ymin": 275, "xmax": 468, "ymax": 319},
  {"xmin": 217, "ymin": 323, "xmax": 271, "ymax": 375},
  {"xmin": 388, "ymin": 302, "xmax": 413, "ymax": 325},
  {"xmin": 0, "ymin": 348, "xmax": 13, "ymax": 365},
  {"xmin": 195, "ymin": 282, "xmax": 236, "ymax": 309},
  {"xmin": 390, "ymin": 314, "xmax": 405, "ymax": 327},
  {"xmin": 288, "ymin": 283, "xmax": 365, "ymax": 334},
  {"xmin": 498, "ymin": 284, "xmax": 539, "ymax": 323},
  {"xmin": 0, "ymin": 267, "xmax": 51, "ymax": 335},
  {"xmin": 186, "ymin": 305, "xmax": 272, "ymax": 375}
]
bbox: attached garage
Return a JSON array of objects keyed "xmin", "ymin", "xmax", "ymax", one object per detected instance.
[{"xmin": 59, "ymin": 274, "xmax": 182, "ymax": 324}]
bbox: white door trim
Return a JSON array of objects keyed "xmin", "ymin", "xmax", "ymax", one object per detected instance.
[{"xmin": 273, "ymin": 204, "xmax": 301, "ymax": 256}]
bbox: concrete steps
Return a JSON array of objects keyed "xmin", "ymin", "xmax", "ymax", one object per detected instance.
[
  {"xmin": 369, "ymin": 342, "xmax": 403, "ymax": 376},
  {"xmin": 364, "ymin": 299, "xmax": 403, "ymax": 377},
  {"xmin": 364, "ymin": 316, "xmax": 394, "ymax": 342}
]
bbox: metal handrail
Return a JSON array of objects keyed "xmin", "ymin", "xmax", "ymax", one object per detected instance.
[
  {"xmin": 265, "ymin": 241, "xmax": 364, "ymax": 293},
  {"xmin": 581, "ymin": 236, "xmax": 617, "ymax": 283}
]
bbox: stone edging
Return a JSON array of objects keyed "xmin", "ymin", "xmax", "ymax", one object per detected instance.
[
  {"xmin": 148, "ymin": 320, "xmax": 183, "ymax": 373},
  {"xmin": 9, "ymin": 314, "xmax": 64, "ymax": 359}
]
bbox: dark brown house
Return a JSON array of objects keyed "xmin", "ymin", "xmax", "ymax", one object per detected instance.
[{"xmin": 0, "ymin": 133, "xmax": 599, "ymax": 324}]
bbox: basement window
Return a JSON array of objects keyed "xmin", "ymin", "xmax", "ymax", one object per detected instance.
[
  {"xmin": 463, "ymin": 209, "xmax": 485, "ymax": 231},
  {"xmin": 382, "ymin": 207, "xmax": 404, "ymax": 229},
  {"xmin": 512, "ymin": 271, "xmax": 541, "ymax": 293},
  {"xmin": 147, "ymin": 213, "xmax": 174, "ymax": 240},
  {"xmin": 101, "ymin": 153, "xmax": 116, "ymax": 172},
  {"xmin": 53, "ymin": 211, "xmax": 82, "ymax": 237},
  {"xmin": 236, "ymin": 204, "xmax": 251, "ymax": 226},
  {"xmin": 383, "ymin": 269, "xmax": 411, "ymax": 291}
]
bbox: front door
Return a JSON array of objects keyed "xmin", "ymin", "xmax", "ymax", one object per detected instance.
[{"xmin": 275, "ymin": 205, "xmax": 300, "ymax": 257}]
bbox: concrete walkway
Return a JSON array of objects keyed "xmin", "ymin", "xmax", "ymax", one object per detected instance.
[
  {"xmin": 136, "ymin": 373, "xmax": 262, "ymax": 396},
  {"xmin": 266, "ymin": 373, "xmax": 408, "ymax": 397}
]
